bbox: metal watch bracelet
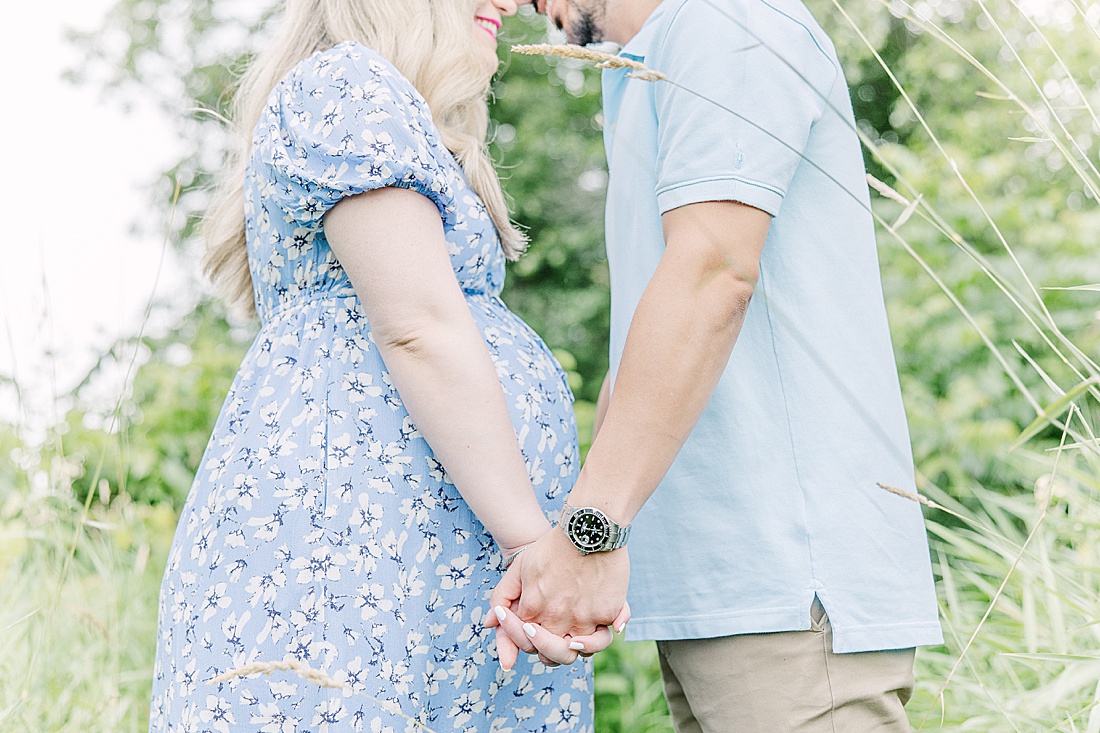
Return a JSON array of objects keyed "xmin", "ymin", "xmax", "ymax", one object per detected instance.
[{"xmin": 560, "ymin": 504, "xmax": 631, "ymax": 555}]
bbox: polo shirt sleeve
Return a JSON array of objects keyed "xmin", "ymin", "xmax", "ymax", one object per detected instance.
[{"xmin": 650, "ymin": 0, "xmax": 839, "ymax": 216}]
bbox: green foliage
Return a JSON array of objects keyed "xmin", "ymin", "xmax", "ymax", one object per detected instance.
[
  {"xmin": 814, "ymin": 0, "xmax": 1100, "ymax": 503},
  {"xmin": 59, "ymin": 302, "xmax": 252, "ymax": 508},
  {"xmin": 492, "ymin": 14, "xmax": 612, "ymax": 402},
  {"xmin": 593, "ymin": 639, "xmax": 673, "ymax": 733}
]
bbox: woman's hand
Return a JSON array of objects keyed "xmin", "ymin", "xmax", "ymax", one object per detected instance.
[{"xmin": 486, "ymin": 527, "xmax": 630, "ymax": 668}]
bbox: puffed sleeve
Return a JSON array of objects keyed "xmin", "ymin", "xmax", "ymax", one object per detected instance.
[
  {"xmin": 258, "ymin": 42, "xmax": 457, "ymax": 226},
  {"xmin": 650, "ymin": 0, "xmax": 839, "ymax": 216}
]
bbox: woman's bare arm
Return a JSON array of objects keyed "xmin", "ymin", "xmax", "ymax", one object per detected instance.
[{"xmin": 324, "ymin": 187, "xmax": 551, "ymax": 552}]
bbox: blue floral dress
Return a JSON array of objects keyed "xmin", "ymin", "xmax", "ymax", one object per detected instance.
[{"xmin": 149, "ymin": 42, "xmax": 592, "ymax": 733}]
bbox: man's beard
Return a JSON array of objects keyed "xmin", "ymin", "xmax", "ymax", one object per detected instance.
[{"xmin": 568, "ymin": 10, "xmax": 601, "ymax": 46}]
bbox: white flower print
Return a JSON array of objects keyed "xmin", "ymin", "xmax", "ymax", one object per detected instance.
[
  {"xmin": 250, "ymin": 701, "xmax": 299, "ymax": 733},
  {"xmin": 199, "ymin": 695, "xmax": 236, "ymax": 733},
  {"xmin": 311, "ymin": 698, "xmax": 347, "ymax": 731},
  {"xmin": 342, "ymin": 372, "xmax": 383, "ymax": 403},
  {"xmin": 291, "ymin": 547, "xmax": 347, "ymax": 584},
  {"xmin": 546, "ymin": 693, "xmax": 584, "ymax": 731},
  {"xmin": 313, "ymin": 99, "xmax": 344, "ymax": 137},
  {"xmin": 436, "ymin": 554, "xmax": 473, "ymax": 591},
  {"xmin": 150, "ymin": 41, "xmax": 587, "ymax": 733},
  {"xmin": 448, "ymin": 689, "xmax": 487, "ymax": 728}
]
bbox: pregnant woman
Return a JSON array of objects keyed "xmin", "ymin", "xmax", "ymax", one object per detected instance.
[{"xmin": 149, "ymin": 0, "xmax": 606, "ymax": 730}]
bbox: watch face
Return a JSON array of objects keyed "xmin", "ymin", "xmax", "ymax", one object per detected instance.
[{"xmin": 566, "ymin": 508, "xmax": 611, "ymax": 552}]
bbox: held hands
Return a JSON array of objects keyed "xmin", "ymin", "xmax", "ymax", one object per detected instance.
[{"xmin": 486, "ymin": 526, "xmax": 631, "ymax": 669}]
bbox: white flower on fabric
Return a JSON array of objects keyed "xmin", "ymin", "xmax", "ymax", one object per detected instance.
[
  {"xmin": 288, "ymin": 103, "xmax": 312, "ymax": 130},
  {"xmin": 250, "ymin": 701, "xmax": 298, "ymax": 733},
  {"xmin": 350, "ymin": 494, "xmax": 384, "ymax": 534},
  {"xmin": 268, "ymin": 679, "xmax": 298, "ymax": 699},
  {"xmin": 545, "ymin": 693, "xmax": 582, "ymax": 731},
  {"xmin": 393, "ymin": 565, "xmax": 426, "ymax": 603},
  {"xmin": 423, "ymin": 661, "xmax": 448, "ymax": 695},
  {"xmin": 292, "ymin": 546, "xmax": 347, "ymax": 583},
  {"xmin": 342, "ymin": 372, "xmax": 384, "ymax": 403},
  {"xmin": 555, "ymin": 444, "xmax": 576, "ymax": 478},
  {"xmin": 360, "ymin": 128, "xmax": 396, "ymax": 159},
  {"xmin": 329, "ymin": 432, "xmax": 357, "ymax": 467},
  {"xmin": 220, "ymin": 610, "xmax": 251, "ymax": 651},
  {"xmin": 526, "ymin": 456, "xmax": 547, "ymax": 488},
  {"xmin": 353, "ymin": 582, "xmax": 393, "ymax": 621},
  {"xmin": 368, "ymin": 716, "xmax": 397, "ymax": 733},
  {"xmin": 379, "ymin": 657, "xmax": 413, "ymax": 696},
  {"xmin": 174, "ymin": 658, "xmax": 198, "ymax": 697},
  {"xmin": 448, "ymin": 688, "xmax": 486, "ymax": 728},
  {"xmin": 200, "ymin": 583, "xmax": 231, "ymax": 622},
  {"xmin": 311, "ymin": 697, "xmax": 347, "ymax": 731},
  {"xmin": 405, "ymin": 630, "xmax": 428, "ymax": 658},
  {"xmin": 437, "ymin": 554, "xmax": 472, "ymax": 591},
  {"xmin": 179, "ymin": 704, "xmax": 200, "ymax": 733},
  {"xmin": 313, "ymin": 99, "xmax": 344, "ymax": 137},
  {"xmin": 517, "ymin": 349, "xmax": 549, "ymax": 380},
  {"xmin": 199, "ymin": 695, "xmax": 236, "ymax": 733}
]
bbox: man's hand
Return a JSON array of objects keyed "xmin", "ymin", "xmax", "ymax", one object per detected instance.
[{"xmin": 486, "ymin": 527, "xmax": 630, "ymax": 668}]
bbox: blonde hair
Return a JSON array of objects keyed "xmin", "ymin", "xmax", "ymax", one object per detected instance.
[{"xmin": 203, "ymin": 0, "xmax": 526, "ymax": 318}]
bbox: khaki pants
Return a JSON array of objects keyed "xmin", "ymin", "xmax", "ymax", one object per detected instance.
[{"xmin": 656, "ymin": 601, "xmax": 916, "ymax": 732}]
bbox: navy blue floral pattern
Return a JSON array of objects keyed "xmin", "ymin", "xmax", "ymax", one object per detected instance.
[{"xmin": 150, "ymin": 42, "xmax": 590, "ymax": 732}]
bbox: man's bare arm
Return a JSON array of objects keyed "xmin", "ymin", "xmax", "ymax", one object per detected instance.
[
  {"xmin": 488, "ymin": 200, "xmax": 771, "ymax": 654},
  {"xmin": 570, "ymin": 200, "xmax": 770, "ymax": 521}
]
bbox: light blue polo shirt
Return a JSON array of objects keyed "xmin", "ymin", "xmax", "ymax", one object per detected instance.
[{"xmin": 602, "ymin": 0, "xmax": 942, "ymax": 652}]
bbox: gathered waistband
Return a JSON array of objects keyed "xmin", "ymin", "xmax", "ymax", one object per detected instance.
[{"xmin": 262, "ymin": 287, "xmax": 502, "ymax": 322}]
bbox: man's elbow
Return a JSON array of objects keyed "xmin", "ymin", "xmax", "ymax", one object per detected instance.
[{"xmin": 704, "ymin": 264, "xmax": 758, "ymax": 325}]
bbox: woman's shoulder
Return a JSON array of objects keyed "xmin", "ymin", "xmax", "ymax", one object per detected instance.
[{"xmin": 281, "ymin": 41, "xmax": 419, "ymax": 102}]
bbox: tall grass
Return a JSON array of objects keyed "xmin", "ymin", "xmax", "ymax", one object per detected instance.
[{"xmin": 0, "ymin": 485, "xmax": 175, "ymax": 731}]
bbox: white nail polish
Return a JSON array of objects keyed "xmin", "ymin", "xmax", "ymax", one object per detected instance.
[
  {"xmin": 523, "ymin": 623, "xmax": 537, "ymax": 638},
  {"xmin": 494, "ymin": 606, "xmax": 507, "ymax": 623},
  {"xmin": 615, "ymin": 623, "xmax": 626, "ymax": 634},
  {"xmin": 569, "ymin": 641, "xmax": 585, "ymax": 651}
]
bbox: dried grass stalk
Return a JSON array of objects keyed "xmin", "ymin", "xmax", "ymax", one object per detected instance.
[
  {"xmin": 511, "ymin": 44, "xmax": 668, "ymax": 81},
  {"xmin": 878, "ymin": 482, "xmax": 939, "ymax": 509},
  {"xmin": 866, "ymin": 173, "xmax": 912, "ymax": 206},
  {"xmin": 209, "ymin": 658, "xmax": 439, "ymax": 732}
]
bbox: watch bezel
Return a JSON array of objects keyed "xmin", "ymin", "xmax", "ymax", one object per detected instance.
[{"xmin": 565, "ymin": 506, "xmax": 612, "ymax": 553}]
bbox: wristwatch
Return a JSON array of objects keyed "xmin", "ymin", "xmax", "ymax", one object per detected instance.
[{"xmin": 560, "ymin": 504, "xmax": 631, "ymax": 555}]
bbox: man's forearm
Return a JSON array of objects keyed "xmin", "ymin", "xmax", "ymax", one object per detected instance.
[
  {"xmin": 567, "ymin": 256, "xmax": 754, "ymax": 524},
  {"xmin": 592, "ymin": 372, "xmax": 612, "ymax": 442},
  {"xmin": 567, "ymin": 201, "xmax": 769, "ymax": 524}
]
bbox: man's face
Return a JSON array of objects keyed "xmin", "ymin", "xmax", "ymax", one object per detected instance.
[{"xmin": 529, "ymin": 0, "xmax": 608, "ymax": 46}]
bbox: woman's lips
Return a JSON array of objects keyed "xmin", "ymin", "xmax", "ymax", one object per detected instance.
[{"xmin": 475, "ymin": 15, "xmax": 501, "ymax": 39}]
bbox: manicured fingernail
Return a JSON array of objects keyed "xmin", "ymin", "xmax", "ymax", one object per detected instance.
[
  {"xmin": 569, "ymin": 641, "xmax": 585, "ymax": 651},
  {"xmin": 615, "ymin": 623, "xmax": 626, "ymax": 634},
  {"xmin": 494, "ymin": 606, "xmax": 507, "ymax": 623},
  {"xmin": 523, "ymin": 623, "xmax": 537, "ymax": 639}
]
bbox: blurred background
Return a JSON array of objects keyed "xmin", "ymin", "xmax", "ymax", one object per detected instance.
[{"xmin": 3, "ymin": 0, "xmax": 1100, "ymax": 730}]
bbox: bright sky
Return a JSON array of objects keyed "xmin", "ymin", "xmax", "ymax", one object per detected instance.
[{"xmin": 1, "ymin": 0, "xmax": 188, "ymax": 427}]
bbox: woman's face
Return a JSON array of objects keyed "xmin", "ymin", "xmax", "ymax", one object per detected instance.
[{"xmin": 473, "ymin": 0, "xmax": 518, "ymax": 70}]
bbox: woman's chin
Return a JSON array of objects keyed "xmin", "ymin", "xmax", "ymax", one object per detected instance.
[{"xmin": 479, "ymin": 49, "xmax": 502, "ymax": 76}]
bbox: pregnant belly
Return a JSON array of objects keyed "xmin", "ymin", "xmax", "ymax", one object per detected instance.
[{"xmin": 238, "ymin": 292, "xmax": 578, "ymax": 501}]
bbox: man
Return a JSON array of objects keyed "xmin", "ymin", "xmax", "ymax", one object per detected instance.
[{"xmin": 489, "ymin": 0, "xmax": 943, "ymax": 728}]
